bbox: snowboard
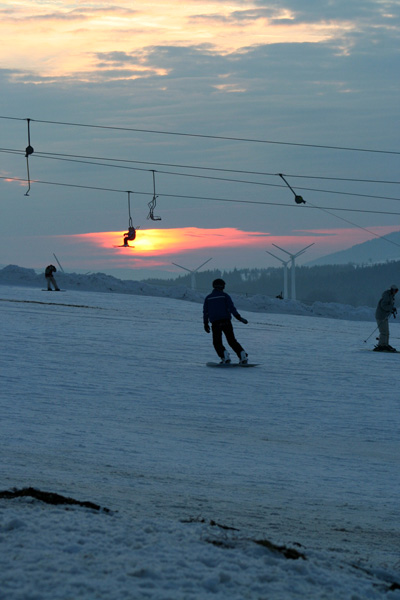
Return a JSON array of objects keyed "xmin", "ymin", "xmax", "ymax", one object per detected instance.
[
  {"xmin": 206, "ymin": 362, "xmax": 259, "ymax": 368},
  {"xmin": 41, "ymin": 289, "xmax": 66, "ymax": 292},
  {"xmin": 371, "ymin": 348, "xmax": 399, "ymax": 353}
]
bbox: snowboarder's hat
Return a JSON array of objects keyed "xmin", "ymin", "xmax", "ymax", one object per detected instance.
[
  {"xmin": 213, "ymin": 278, "xmax": 226, "ymax": 289},
  {"xmin": 391, "ymin": 284, "xmax": 399, "ymax": 292}
]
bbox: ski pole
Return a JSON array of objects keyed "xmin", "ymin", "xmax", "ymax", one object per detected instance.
[{"xmin": 364, "ymin": 325, "xmax": 379, "ymax": 343}]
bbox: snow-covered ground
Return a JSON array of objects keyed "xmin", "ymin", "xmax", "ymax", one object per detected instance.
[
  {"xmin": 1, "ymin": 267, "xmax": 400, "ymax": 599},
  {"xmin": 0, "ymin": 264, "xmax": 376, "ymax": 321}
]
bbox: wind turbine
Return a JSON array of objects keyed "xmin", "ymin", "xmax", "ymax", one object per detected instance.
[
  {"xmin": 171, "ymin": 258, "xmax": 213, "ymax": 290},
  {"xmin": 265, "ymin": 251, "xmax": 290, "ymax": 299},
  {"xmin": 271, "ymin": 243, "xmax": 315, "ymax": 300},
  {"xmin": 53, "ymin": 253, "xmax": 65, "ymax": 273}
]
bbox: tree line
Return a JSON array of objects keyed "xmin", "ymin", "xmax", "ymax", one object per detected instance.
[{"xmin": 144, "ymin": 261, "xmax": 400, "ymax": 308}]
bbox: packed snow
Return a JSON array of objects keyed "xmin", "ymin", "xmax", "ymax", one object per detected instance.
[
  {"xmin": 1, "ymin": 265, "xmax": 400, "ymax": 599},
  {"xmin": 0, "ymin": 264, "xmax": 377, "ymax": 321}
]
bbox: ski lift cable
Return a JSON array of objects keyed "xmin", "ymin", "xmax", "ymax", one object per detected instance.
[
  {"xmin": 21, "ymin": 149, "xmax": 400, "ymax": 185},
  {"xmin": 0, "ymin": 114, "xmax": 399, "ymax": 156},
  {"xmin": 4, "ymin": 149, "xmax": 400, "ymax": 203},
  {"xmin": 307, "ymin": 201, "xmax": 400, "ymax": 249},
  {"xmin": 30, "ymin": 152, "xmax": 400, "ymax": 200},
  {"xmin": 1, "ymin": 146, "xmax": 399, "ymax": 186},
  {"xmin": 278, "ymin": 172, "xmax": 400, "ymax": 249},
  {"xmin": 3, "ymin": 172, "xmax": 400, "ymax": 250},
  {"xmin": 3, "ymin": 171, "xmax": 400, "ymax": 249},
  {"xmin": 2, "ymin": 174, "xmax": 400, "ymax": 217},
  {"xmin": 1, "ymin": 110, "xmax": 399, "ymax": 252}
]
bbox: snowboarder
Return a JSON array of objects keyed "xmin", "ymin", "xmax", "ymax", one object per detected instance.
[
  {"xmin": 44, "ymin": 265, "xmax": 60, "ymax": 291},
  {"xmin": 374, "ymin": 284, "xmax": 398, "ymax": 352},
  {"xmin": 203, "ymin": 278, "xmax": 249, "ymax": 364}
]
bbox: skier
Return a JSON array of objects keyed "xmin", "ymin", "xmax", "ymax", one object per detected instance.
[
  {"xmin": 123, "ymin": 226, "xmax": 136, "ymax": 247},
  {"xmin": 374, "ymin": 284, "xmax": 398, "ymax": 352},
  {"xmin": 203, "ymin": 278, "xmax": 249, "ymax": 364},
  {"xmin": 44, "ymin": 264, "xmax": 60, "ymax": 291}
]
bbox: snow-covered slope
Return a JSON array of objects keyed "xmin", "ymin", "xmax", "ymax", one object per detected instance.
[
  {"xmin": 0, "ymin": 283, "xmax": 399, "ymax": 599},
  {"xmin": 0, "ymin": 264, "xmax": 375, "ymax": 321}
]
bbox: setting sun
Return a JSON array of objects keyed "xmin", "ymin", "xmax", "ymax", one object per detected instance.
[
  {"xmin": 55, "ymin": 225, "xmax": 400, "ymax": 272},
  {"xmin": 72, "ymin": 227, "xmax": 271, "ymax": 256}
]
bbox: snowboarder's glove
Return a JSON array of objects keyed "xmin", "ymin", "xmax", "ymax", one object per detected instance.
[
  {"xmin": 393, "ymin": 308, "xmax": 397, "ymax": 318},
  {"xmin": 204, "ymin": 323, "xmax": 210, "ymax": 333},
  {"xmin": 239, "ymin": 317, "xmax": 248, "ymax": 324}
]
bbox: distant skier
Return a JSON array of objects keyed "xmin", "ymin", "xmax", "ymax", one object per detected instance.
[
  {"xmin": 374, "ymin": 284, "xmax": 398, "ymax": 352},
  {"xmin": 44, "ymin": 264, "xmax": 60, "ymax": 291},
  {"xmin": 203, "ymin": 278, "xmax": 249, "ymax": 364}
]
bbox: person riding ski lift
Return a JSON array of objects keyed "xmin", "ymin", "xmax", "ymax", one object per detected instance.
[{"xmin": 123, "ymin": 226, "xmax": 136, "ymax": 247}]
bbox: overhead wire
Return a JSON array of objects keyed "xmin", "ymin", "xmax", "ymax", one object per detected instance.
[
  {"xmin": 31, "ymin": 148, "xmax": 400, "ymax": 248},
  {"xmin": 1, "ymin": 115, "xmax": 400, "ymax": 249},
  {"xmin": 2, "ymin": 146, "xmax": 399, "ymax": 185},
  {"xmin": 1, "ymin": 147, "xmax": 400, "ymax": 204},
  {"xmin": 2, "ymin": 174, "xmax": 400, "ymax": 216},
  {"xmin": 0, "ymin": 114, "xmax": 399, "ymax": 155},
  {"xmin": 3, "ymin": 170, "xmax": 400, "ymax": 249},
  {"xmin": 310, "ymin": 203, "xmax": 400, "ymax": 247},
  {"xmin": 277, "ymin": 173, "xmax": 400, "ymax": 250}
]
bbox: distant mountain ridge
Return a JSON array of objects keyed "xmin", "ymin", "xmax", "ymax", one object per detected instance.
[{"xmin": 306, "ymin": 230, "xmax": 400, "ymax": 266}]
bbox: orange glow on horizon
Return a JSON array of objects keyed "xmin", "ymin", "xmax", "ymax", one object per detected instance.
[
  {"xmin": 9, "ymin": 224, "xmax": 398, "ymax": 273},
  {"xmin": 66, "ymin": 227, "xmax": 272, "ymax": 256},
  {"xmin": 61, "ymin": 224, "xmax": 400, "ymax": 262}
]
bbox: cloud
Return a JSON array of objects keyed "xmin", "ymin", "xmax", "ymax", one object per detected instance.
[
  {"xmin": 253, "ymin": 0, "xmax": 399, "ymax": 23},
  {"xmin": 3, "ymin": 0, "xmax": 396, "ymax": 82},
  {"xmin": 0, "ymin": 5, "xmax": 137, "ymax": 22}
]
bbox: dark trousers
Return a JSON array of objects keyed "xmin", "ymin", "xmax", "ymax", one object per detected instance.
[{"xmin": 211, "ymin": 319, "xmax": 244, "ymax": 359}]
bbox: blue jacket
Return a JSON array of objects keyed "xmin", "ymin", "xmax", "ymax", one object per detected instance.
[{"xmin": 203, "ymin": 289, "xmax": 241, "ymax": 324}]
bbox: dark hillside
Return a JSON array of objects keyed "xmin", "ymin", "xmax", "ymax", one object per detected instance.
[{"xmin": 144, "ymin": 261, "xmax": 400, "ymax": 308}]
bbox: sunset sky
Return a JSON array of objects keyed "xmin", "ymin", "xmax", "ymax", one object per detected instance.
[{"xmin": 0, "ymin": 1, "xmax": 399, "ymax": 279}]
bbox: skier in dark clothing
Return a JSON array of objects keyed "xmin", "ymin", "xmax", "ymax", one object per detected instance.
[
  {"xmin": 374, "ymin": 284, "xmax": 398, "ymax": 352},
  {"xmin": 44, "ymin": 264, "xmax": 60, "ymax": 291},
  {"xmin": 203, "ymin": 278, "xmax": 248, "ymax": 364}
]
